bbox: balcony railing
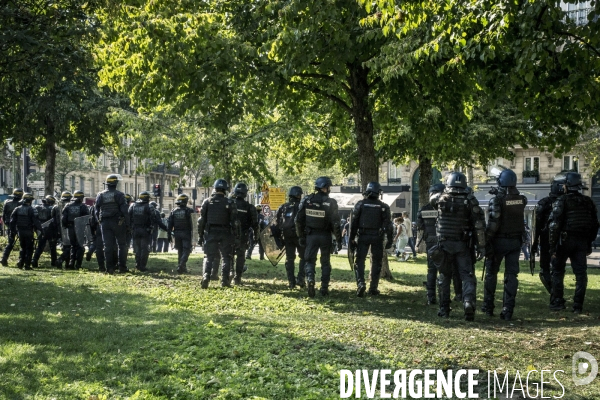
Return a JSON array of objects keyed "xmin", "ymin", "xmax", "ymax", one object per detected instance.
[{"xmin": 151, "ymin": 165, "xmax": 180, "ymax": 175}]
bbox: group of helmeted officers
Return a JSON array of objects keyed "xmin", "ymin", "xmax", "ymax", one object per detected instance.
[{"xmin": 3, "ymin": 171, "xmax": 598, "ymax": 320}]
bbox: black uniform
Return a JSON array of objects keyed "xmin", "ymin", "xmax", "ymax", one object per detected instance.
[
  {"xmin": 130, "ymin": 201, "xmax": 168, "ymax": 271},
  {"xmin": 198, "ymin": 193, "xmax": 238, "ymax": 284},
  {"xmin": 54, "ymin": 200, "xmax": 71, "ymax": 268},
  {"xmin": 10, "ymin": 203, "xmax": 42, "ymax": 269},
  {"xmin": 482, "ymin": 188, "xmax": 527, "ymax": 319},
  {"xmin": 417, "ymin": 203, "xmax": 439, "ymax": 303},
  {"xmin": 246, "ymin": 213, "xmax": 266, "ymax": 260},
  {"xmin": 548, "ymin": 192, "xmax": 599, "ymax": 312},
  {"xmin": 232, "ymin": 196, "xmax": 258, "ymax": 281},
  {"xmin": 276, "ymin": 200, "xmax": 306, "ymax": 288},
  {"xmin": 430, "ymin": 188, "xmax": 486, "ymax": 319},
  {"xmin": 168, "ymin": 204, "xmax": 195, "ymax": 273},
  {"xmin": 32, "ymin": 202, "xmax": 58, "ymax": 267},
  {"xmin": 87, "ymin": 209, "xmax": 106, "ymax": 271},
  {"xmin": 62, "ymin": 200, "xmax": 90, "ymax": 269},
  {"xmin": 1, "ymin": 197, "xmax": 22, "ymax": 264},
  {"xmin": 295, "ymin": 191, "xmax": 342, "ymax": 294},
  {"xmin": 349, "ymin": 197, "xmax": 392, "ymax": 294},
  {"xmin": 533, "ymin": 194, "xmax": 559, "ymax": 294},
  {"xmin": 95, "ymin": 188, "xmax": 130, "ymax": 273}
]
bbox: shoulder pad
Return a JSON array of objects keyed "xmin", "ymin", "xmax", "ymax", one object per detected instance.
[{"xmin": 467, "ymin": 195, "xmax": 479, "ymax": 206}]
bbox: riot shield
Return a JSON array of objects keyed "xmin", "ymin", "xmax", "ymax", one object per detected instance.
[
  {"xmin": 56, "ymin": 203, "xmax": 70, "ymax": 246},
  {"xmin": 74, "ymin": 216, "xmax": 91, "ymax": 247},
  {"xmin": 259, "ymin": 219, "xmax": 285, "ymax": 267},
  {"xmin": 190, "ymin": 212, "xmax": 200, "ymax": 248},
  {"xmin": 347, "ymin": 210, "xmax": 355, "ymax": 270}
]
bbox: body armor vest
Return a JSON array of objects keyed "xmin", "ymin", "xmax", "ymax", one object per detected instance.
[
  {"xmin": 132, "ymin": 203, "xmax": 150, "ymax": 227},
  {"xmin": 280, "ymin": 202, "xmax": 298, "ymax": 232},
  {"xmin": 36, "ymin": 204, "xmax": 52, "ymax": 223},
  {"xmin": 358, "ymin": 198, "xmax": 384, "ymax": 230},
  {"xmin": 304, "ymin": 194, "xmax": 328, "ymax": 230},
  {"xmin": 234, "ymin": 198, "xmax": 252, "ymax": 231},
  {"xmin": 206, "ymin": 195, "xmax": 231, "ymax": 226},
  {"xmin": 564, "ymin": 193, "xmax": 596, "ymax": 235},
  {"xmin": 99, "ymin": 190, "xmax": 119, "ymax": 218},
  {"xmin": 16, "ymin": 205, "xmax": 33, "ymax": 229},
  {"xmin": 536, "ymin": 195, "xmax": 557, "ymax": 232},
  {"xmin": 436, "ymin": 193, "xmax": 470, "ymax": 240},
  {"xmin": 420, "ymin": 203, "xmax": 438, "ymax": 240},
  {"xmin": 172, "ymin": 207, "xmax": 192, "ymax": 231},
  {"xmin": 66, "ymin": 203, "xmax": 83, "ymax": 222},
  {"xmin": 4, "ymin": 199, "xmax": 19, "ymax": 220},
  {"xmin": 497, "ymin": 193, "xmax": 526, "ymax": 237}
]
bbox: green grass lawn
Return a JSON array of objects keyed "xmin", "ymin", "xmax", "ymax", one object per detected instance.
[{"xmin": 1, "ymin": 249, "xmax": 599, "ymax": 399}]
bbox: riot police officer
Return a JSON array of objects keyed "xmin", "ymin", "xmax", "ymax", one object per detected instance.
[
  {"xmin": 276, "ymin": 186, "xmax": 306, "ymax": 289},
  {"xmin": 417, "ymin": 183, "xmax": 445, "ymax": 304},
  {"xmin": 531, "ymin": 176, "xmax": 566, "ymax": 294},
  {"xmin": 94, "ymin": 174, "xmax": 130, "ymax": 274},
  {"xmin": 230, "ymin": 182, "xmax": 258, "ymax": 285},
  {"xmin": 349, "ymin": 182, "xmax": 393, "ymax": 297},
  {"xmin": 87, "ymin": 204, "xmax": 106, "ymax": 271},
  {"xmin": 149, "ymin": 200, "xmax": 160, "ymax": 252},
  {"xmin": 197, "ymin": 179, "xmax": 238, "ymax": 288},
  {"xmin": 168, "ymin": 194, "xmax": 195, "ymax": 274},
  {"xmin": 295, "ymin": 177, "xmax": 342, "ymax": 297},
  {"xmin": 1, "ymin": 188, "xmax": 24, "ymax": 266},
  {"xmin": 10, "ymin": 193, "xmax": 42, "ymax": 270},
  {"xmin": 482, "ymin": 169, "xmax": 528, "ymax": 321},
  {"xmin": 56, "ymin": 191, "xmax": 73, "ymax": 269},
  {"xmin": 61, "ymin": 190, "xmax": 90, "ymax": 270},
  {"xmin": 125, "ymin": 193, "xmax": 134, "ymax": 249},
  {"xmin": 129, "ymin": 191, "xmax": 169, "ymax": 272},
  {"xmin": 548, "ymin": 172, "xmax": 599, "ymax": 313},
  {"xmin": 32, "ymin": 195, "xmax": 58, "ymax": 268},
  {"xmin": 430, "ymin": 172, "xmax": 486, "ymax": 320}
]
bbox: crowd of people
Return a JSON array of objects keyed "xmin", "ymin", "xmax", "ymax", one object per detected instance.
[{"xmin": 2, "ymin": 170, "xmax": 598, "ymax": 321}]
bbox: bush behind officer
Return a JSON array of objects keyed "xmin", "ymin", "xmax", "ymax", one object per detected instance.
[
  {"xmin": 230, "ymin": 182, "xmax": 258, "ymax": 285},
  {"xmin": 167, "ymin": 193, "xmax": 194, "ymax": 274},
  {"xmin": 197, "ymin": 179, "xmax": 238, "ymax": 288},
  {"xmin": 295, "ymin": 176, "xmax": 342, "ymax": 298},
  {"xmin": 548, "ymin": 172, "xmax": 599, "ymax": 313},
  {"xmin": 430, "ymin": 172, "xmax": 486, "ymax": 321},
  {"xmin": 349, "ymin": 181, "xmax": 393, "ymax": 297},
  {"xmin": 482, "ymin": 169, "xmax": 527, "ymax": 321},
  {"xmin": 276, "ymin": 186, "xmax": 306, "ymax": 289},
  {"xmin": 61, "ymin": 190, "xmax": 90, "ymax": 270},
  {"xmin": 417, "ymin": 183, "xmax": 445, "ymax": 305},
  {"xmin": 130, "ymin": 191, "xmax": 170, "ymax": 272},
  {"xmin": 10, "ymin": 192, "xmax": 42, "ymax": 270},
  {"xmin": 94, "ymin": 174, "xmax": 130, "ymax": 274}
]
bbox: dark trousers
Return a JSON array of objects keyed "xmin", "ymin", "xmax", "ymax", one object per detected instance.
[
  {"xmin": 132, "ymin": 227, "xmax": 151, "ymax": 270},
  {"xmin": 425, "ymin": 239, "xmax": 437, "ymax": 300},
  {"xmin": 203, "ymin": 228, "xmax": 233, "ymax": 279},
  {"xmin": 33, "ymin": 234, "xmax": 58, "ymax": 265},
  {"xmin": 246, "ymin": 232, "xmax": 264, "ymax": 259},
  {"xmin": 174, "ymin": 231, "xmax": 192, "ymax": 270},
  {"xmin": 1, "ymin": 230, "xmax": 17, "ymax": 262},
  {"xmin": 233, "ymin": 230, "xmax": 249, "ymax": 278},
  {"xmin": 89, "ymin": 231, "xmax": 106, "ymax": 271},
  {"xmin": 157, "ymin": 238, "xmax": 169, "ymax": 252},
  {"xmin": 304, "ymin": 232, "xmax": 332, "ymax": 287},
  {"xmin": 438, "ymin": 240, "xmax": 476, "ymax": 310},
  {"xmin": 67, "ymin": 226, "xmax": 84, "ymax": 269},
  {"xmin": 284, "ymin": 235, "xmax": 306, "ymax": 284},
  {"xmin": 552, "ymin": 236, "xmax": 589, "ymax": 310},
  {"xmin": 483, "ymin": 237, "xmax": 522, "ymax": 313},
  {"xmin": 17, "ymin": 230, "xmax": 35, "ymax": 268},
  {"xmin": 151, "ymin": 227, "xmax": 158, "ymax": 252},
  {"xmin": 407, "ymin": 237, "xmax": 417, "ymax": 257},
  {"xmin": 100, "ymin": 218, "xmax": 128, "ymax": 272},
  {"xmin": 538, "ymin": 234, "xmax": 552, "ymax": 293},
  {"xmin": 355, "ymin": 234, "xmax": 384, "ymax": 290}
]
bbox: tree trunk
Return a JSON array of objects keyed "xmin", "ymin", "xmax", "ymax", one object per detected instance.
[
  {"xmin": 417, "ymin": 156, "xmax": 433, "ymax": 254},
  {"xmin": 44, "ymin": 138, "xmax": 56, "ymax": 196},
  {"xmin": 349, "ymin": 63, "xmax": 378, "ymax": 192},
  {"xmin": 467, "ymin": 167, "xmax": 474, "ymax": 187}
]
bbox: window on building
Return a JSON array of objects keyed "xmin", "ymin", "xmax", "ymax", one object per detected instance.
[
  {"xmin": 567, "ymin": 1, "xmax": 592, "ymax": 26},
  {"xmin": 388, "ymin": 162, "xmax": 402, "ymax": 183},
  {"xmin": 524, "ymin": 157, "xmax": 540, "ymax": 171},
  {"xmin": 70, "ymin": 176, "xmax": 75, "ymax": 191},
  {"xmin": 563, "ymin": 155, "xmax": 579, "ymax": 172},
  {"xmin": 79, "ymin": 177, "xmax": 84, "ymax": 192},
  {"xmin": 90, "ymin": 178, "xmax": 95, "ymax": 195}
]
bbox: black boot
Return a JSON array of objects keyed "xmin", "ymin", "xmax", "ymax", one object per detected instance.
[
  {"xmin": 500, "ymin": 307, "xmax": 512, "ymax": 321},
  {"xmin": 356, "ymin": 283, "xmax": 366, "ymax": 298},
  {"xmin": 307, "ymin": 280, "xmax": 315, "ymax": 298},
  {"xmin": 201, "ymin": 274, "xmax": 210, "ymax": 289},
  {"xmin": 464, "ymin": 301, "xmax": 475, "ymax": 321}
]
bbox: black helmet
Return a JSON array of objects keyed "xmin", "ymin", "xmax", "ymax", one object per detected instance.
[
  {"xmin": 105, "ymin": 174, "xmax": 119, "ymax": 186},
  {"xmin": 61, "ymin": 191, "xmax": 72, "ymax": 202},
  {"xmin": 256, "ymin": 204, "xmax": 263, "ymax": 212},
  {"xmin": 138, "ymin": 191, "xmax": 151, "ymax": 202},
  {"xmin": 288, "ymin": 186, "xmax": 303, "ymax": 200},
  {"xmin": 12, "ymin": 188, "xmax": 24, "ymax": 199},
  {"xmin": 45, "ymin": 195, "xmax": 56, "ymax": 205},
  {"xmin": 365, "ymin": 181, "xmax": 382, "ymax": 199},
  {"xmin": 213, "ymin": 178, "xmax": 229, "ymax": 191},
  {"xmin": 175, "ymin": 193, "xmax": 189, "ymax": 205},
  {"xmin": 446, "ymin": 172, "xmax": 467, "ymax": 189},
  {"xmin": 551, "ymin": 175, "xmax": 566, "ymax": 195},
  {"xmin": 497, "ymin": 169, "xmax": 517, "ymax": 187},
  {"xmin": 428, "ymin": 183, "xmax": 446, "ymax": 194},
  {"xmin": 565, "ymin": 172, "xmax": 586, "ymax": 191},
  {"xmin": 21, "ymin": 192, "xmax": 34, "ymax": 203},
  {"xmin": 233, "ymin": 182, "xmax": 248, "ymax": 197},
  {"xmin": 73, "ymin": 190, "xmax": 85, "ymax": 201},
  {"xmin": 314, "ymin": 176, "xmax": 333, "ymax": 190},
  {"xmin": 125, "ymin": 193, "xmax": 133, "ymax": 203},
  {"xmin": 160, "ymin": 212, "xmax": 165, "ymax": 218}
]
